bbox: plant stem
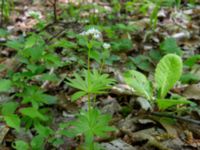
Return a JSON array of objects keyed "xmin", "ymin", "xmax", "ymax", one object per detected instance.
[
  {"xmin": 87, "ymin": 42, "xmax": 91, "ymax": 111},
  {"xmin": 99, "ymin": 60, "xmax": 104, "ymax": 74},
  {"xmin": 0, "ymin": 0, "xmax": 5, "ymax": 27}
]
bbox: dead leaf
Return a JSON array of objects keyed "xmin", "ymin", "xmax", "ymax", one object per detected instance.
[
  {"xmin": 0, "ymin": 125, "xmax": 9, "ymax": 144},
  {"xmin": 182, "ymin": 83, "xmax": 200, "ymax": 100}
]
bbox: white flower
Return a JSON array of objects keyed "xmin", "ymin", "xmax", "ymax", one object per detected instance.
[
  {"xmin": 80, "ymin": 28, "xmax": 102, "ymax": 40},
  {"xmin": 103, "ymin": 43, "xmax": 111, "ymax": 49}
]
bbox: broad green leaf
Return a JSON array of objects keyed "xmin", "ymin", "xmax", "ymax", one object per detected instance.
[
  {"xmin": 25, "ymin": 34, "xmax": 38, "ymax": 49},
  {"xmin": 71, "ymin": 91, "xmax": 87, "ymax": 101},
  {"xmin": 20, "ymin": 107, "xmax": 47, "ymax": 121},
  {"xmin": 0, "ymin": 79, "xmax": 12, "ymax": 92},
  {"xmin": 155, "ymin": 54, "xmax": 182, "ymax": 98},
  {"xmin": 160, "ymin": 38, "xmax": 182, "ymax": 56},
  {"xmin": 124, "ymin": 70, "xmax": 153, "ymax": 100},
  {"xmin": 13, "ymin": 140, "xmax": 29, "ymax": 150},
  {"xmin": 2, "ymin": 102, "xmax": 19, "ymax": 115},
  {"xmin": 157, "ymin": 99, "xmax": 194, "ymax": 110},
  {"xmin": 4, "ymin": 114, "xmax": 20, "ymax": 131}
]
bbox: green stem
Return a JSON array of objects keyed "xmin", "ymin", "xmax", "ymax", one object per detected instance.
[
  {"xmin": 1, "ymin": 0, "xmax": 5, "ymax": 27},
  {"xmin": 87, "ymin": 42, "xmax": 91, "ymax": 111},
  {"xmin": 99, "ymin": 60, "xmax": 104, "ymax": 74}
]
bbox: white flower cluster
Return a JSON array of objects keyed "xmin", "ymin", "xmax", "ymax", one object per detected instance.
[
  {"xmin": 103, "ymin": 43, "xmax": 111, "ymax": 49},
  {"xmin": 80, "ymin": 28, "xmax": 102, "ymax": 40}
]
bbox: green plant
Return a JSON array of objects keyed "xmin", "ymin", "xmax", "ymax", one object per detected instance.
[
  {"xmin": 67, "ymin": 69, "xmax": 115, "ymax": 102},
  {"xmin": 0, "ymin": 0, "xmax": 14, "ymax": 25},
  {"xmin": 124, "ymin": 54, "xmax": 195, "ymax": 111},
  {"xmin": 0, "ymin": 32, "xmax": 66, "ymax": 149},
  {"xmin": 60, "ymin": 108, "xmax": 115, "ymax": 149},
  {"xmin": 65, "ymin": 28, "xmax": 116, "ymax": 149},
  {"xmin": 160, "ymin": 38, "xmax": 182, "ymax": 56}
]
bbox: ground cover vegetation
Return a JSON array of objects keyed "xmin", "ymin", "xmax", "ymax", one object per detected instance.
[{"xmin": 0, "ymin": 0, "xmax": 200, "ymax": 149}]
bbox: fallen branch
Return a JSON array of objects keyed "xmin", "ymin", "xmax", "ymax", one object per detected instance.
[{"xmin": 151, "ymin": 112, "xmax": 200, "ymax": 125}]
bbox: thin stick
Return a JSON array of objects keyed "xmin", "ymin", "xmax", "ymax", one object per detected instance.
[
  {"xmin": 53, "ymin": 0, "xmax": 57, "ymax": 22},
  {"xmin": 151, "ymin": 112, "xmax": 200, "ymax": 125}
]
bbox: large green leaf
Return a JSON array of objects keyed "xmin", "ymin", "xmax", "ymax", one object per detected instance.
[
  {"xmin": 124, "ymin": 70, "xmax": 153, "ymax": 100},
  {"xmin": 155, "ymin": 54, "xmax": 182, "ymax": 98}
]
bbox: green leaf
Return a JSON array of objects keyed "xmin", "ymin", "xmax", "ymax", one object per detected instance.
[
  {"xmin": 124, "ymin": 70, "xmax": 153, "ymax": 100},
  {"xmin": 20, "ymin": 107, "xmax": 47, "ymax": 121},
  {"xmin": 71, "ymin": 91, "xmax": 87, "ymax": 101},
  {"xmin": 111, "ymin": 39, "xmax": 133, "ymax": 51},
  {"xmin": 90, "ymin": 50, "xmax": 101, "ymax": 63},
  {"xmin": 2, "ymin": 102, "xmax": 19, "ymax": 115},
  {"xmin": 160, "ymin": 38, "xmax": 182, "ymax": 56},
  {"xmin": 4, "ymin": 114, "xmax": 20, "ymax": 131},
  {"xmin": 68, "ymin": 108, "xmax": 115, "ymax": 144},
  {"xmin": 6, "ymin": 39, "xmax": 24, "ymax": 51},
  {"xmin": 130, "ymin": 55, "xmax": 153, "ymax": 72},
  {"xmin": 13, "ymin": 140, "xmax": 29, "ymax": 150},
  {"xmin": 67, "ymin": 70, "xmax": 115, "ymax": 100},
  {"xmin": 25, "ymin": 34, "xmax": 38, "ymax": 49},
  {"xmin": 180, "ymin": 73, "xmax": 200, "ymax": 83},
  {"xmin": 149, "ymin": 50, "xmax": 162, "ymax": 62},
  {"xmin": 0, "ymin": 79, "xmax": 12, "ymax": 92},
  {"xmin": 31, "ymin": 135, "xmax": 45, "ymax": 150},
  {"xmin": 34, "ymin": 121, "xmax": 53, "ymax": 137},
  {"xmin": 184, "ymin": 55, "xmax": 200, "ymax": 67},
  {"xmin": 155, "ymin": 54, "xmax": 182, "ymax": 98},
  {"xmin": 157, "ymin": 99, "xmax": 194, "ymax": 110},
  {"xmin": 52, "ymin": 39, "xmax": 77, "ymax": 49}
]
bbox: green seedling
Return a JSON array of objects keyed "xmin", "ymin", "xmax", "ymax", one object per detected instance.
[{"xmin": 124, "ymin": 54, "xmax": 195, "ymax": 111}]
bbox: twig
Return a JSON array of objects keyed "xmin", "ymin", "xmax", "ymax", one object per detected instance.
[
  {"xmin": 46, "ymin": 28, "xmax": 66, "ymax": 44},
  {"xmin": 53, "ymin": 0, "xmax": 57, "ymax": 23},
  {"xmin": 151, "ymin": 112, "xmax": 200, "ymax": 125}
]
